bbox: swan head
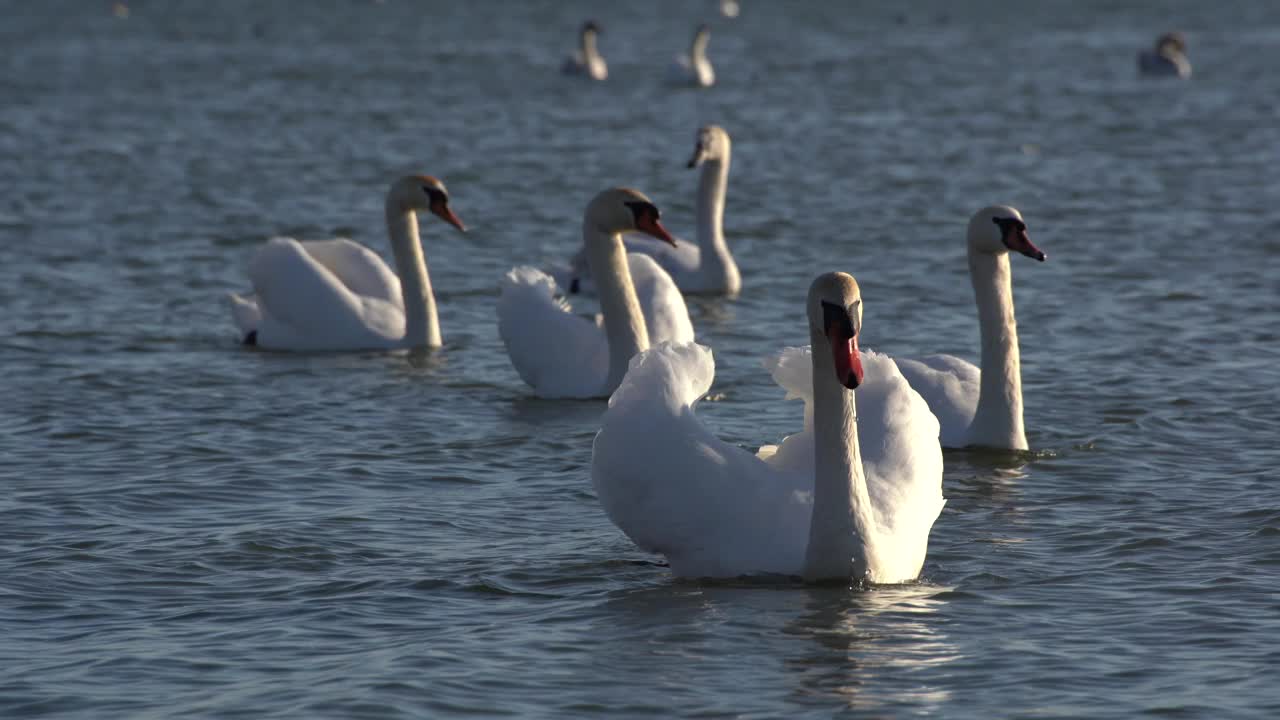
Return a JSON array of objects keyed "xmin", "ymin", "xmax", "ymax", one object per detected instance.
[
  {"xmin": 585, "ymin": 187, "xmax": 676, "ymax": 247},
  {"xmin": 687, "ymin": 124, "xmax": 730, "ymax": 168},
  {"xmin": 968, "ymin": 205, "xmax": 1044, "ymax": 262},
  {"xmin": 391, "ymin": 175, "xmax": 466, "ymax": 232},
  {"xmin": 1156, "ymin": 31, "xmax": 1187, "ymax": 54},
  {"xmin": 581, "ymin": 20, "xmax": 602, "ymax": 38},
  {"xmin": 808, "ymin": 272, "xmax": 864, "ymax": 390}
]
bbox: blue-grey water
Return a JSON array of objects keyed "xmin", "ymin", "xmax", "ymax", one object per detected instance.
[{"xmin": 4, "ymin": 0, "xmax": 1280, "ymax": 717}]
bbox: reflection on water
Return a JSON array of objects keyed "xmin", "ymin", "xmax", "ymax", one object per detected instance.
[{"xmin": 784, "ymin": 584, "xmax": 958, "ymax": 713}]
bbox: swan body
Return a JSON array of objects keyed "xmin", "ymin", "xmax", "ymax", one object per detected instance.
[
  {"xmin": 499, "ymin": 188, "xmax": 693, "ymax": 399},
  {"xmin": 228, "ymin": 175, "xmax": 465, "ymax": 352},
  {"xmin": 562, "ymin": 21, "xmax": 607, "ymax": 81},
  {"xmin": 895, "ymin": 206, "xmax": 1045, "ymax": 450},
  {"xmin": 1138, "ymin": 32, "xmax": 1191, "ymax": 78},
  {"xmin": 559, "ymin": 125, "xmax": 739, "ymax": 296},
  {"xmin": 669, "ymin": 24, "xmax": 715, "ymax": 88},
  {"xmin": 592, "ymin": 273, "xmax": 944, "ymax": 582}
]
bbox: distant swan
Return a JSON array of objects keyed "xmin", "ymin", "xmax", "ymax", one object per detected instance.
[
  {"xmin": 560, "ymin": 125, "xmax": 739, "ymax": 296},
  {"xmin": 669, "ymin": 24, "xmax": 715, "ymax": 88},
  {"xmin": 1138, "ymin": 32, "xmax": 1191, "ymax": 78},
  {"xmin": 228, "ymin": 175, "xmax": 465, "ymax": 351},
  {"xmin": 592, "ymin": 272, "xmax": 944, "ymax": 582},
  {"xmin": 498, "ymin": 188, "xmax": 694, "ymax": 398},
  {"xmin": 893, "ymin": 206, "xmax": 1045, "ymax": 450},
  {"xmin": 562, "ymin": 20, "xmax": 607, "ymax": 81}
]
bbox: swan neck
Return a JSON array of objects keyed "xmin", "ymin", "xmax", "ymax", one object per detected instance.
[
  {"xmin": 803, "ymin": 327, "xmax": 875, "ymax": 582},
  {"xmin": 694, "ymin": 154, "xmax": 739, "ymax": 292},
  {"xmin": 585, "ymin": 224, "xmax": 649, "ymax": 395},
  {"xmin": 968, "ymin": 250, "xmax": 1026, "ymax": 449},
  {"xmin": 691, "ymin": 32, "xmax": 710, "ymax": 59},
  {"xmin": 385, "ymin": 201, "xmax": 439, "ymax": 348},
  {"xmin": 581, "ymin": 31, "xmax": 600, "ymax": 60}
]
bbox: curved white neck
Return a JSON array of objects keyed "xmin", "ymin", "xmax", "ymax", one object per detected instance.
[
  {"xmin": 694, "ymin": 154, "xmax": 740, "ymax": 293},
  {"xmin": 690, "ymin": 32, "xmax": 709, "ymax": 61},
  {"xmin": 385, "ymin": 201, "xmax": 440, "ymax": 348},
  {"xmin": 803, "ymin": 331, "xmax": 877, "ymax": 582},
  {"xmin": 967, "ymin": 250, "xmax": 1026, "ymax": 449},
  {"xmin": 584, "ymin": 224, "xmax": 649, "ymax": 394},
  {"xmin": 581, "ymin": 32, "xmax": 601, "ymax": 62}
]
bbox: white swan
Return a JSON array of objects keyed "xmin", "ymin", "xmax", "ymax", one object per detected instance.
[
  {"xmin": 1138, "ymin": 32, "xmax": 1191, "ymax": 78},
  {"xmin": 669, "ymin": 24, "xmax": 715, "ymax": 88},
  {"xmin": 892, "ymin": 206, "xmax": 1045, "ymax": 450},
  {"xmin": 498, "ymin": 188, "xmax": 694, "ymax": 399},
  {"xmin": 592, "ymin": 272, "xmax": 944, "ymax": 582},
  {"xmin": 228, "ymin": 175, "xmax": 465, "ymax": 352},
  {"xmin": 560, "ymin": 125, "xmax": 739, "ymax": 296},
  {"xmin": 562, "ymin": 20, "xmax": 607, "ymax": 81}
]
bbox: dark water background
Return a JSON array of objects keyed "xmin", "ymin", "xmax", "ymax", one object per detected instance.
[{"xmin": 3, "ymin": 0, "xmax": 1279, "ymax": 717}]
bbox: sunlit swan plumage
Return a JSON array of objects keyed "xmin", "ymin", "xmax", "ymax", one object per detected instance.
[
  {"xmin": 228, "ymin": 175, "xmax": 465, "ymax": 352},
  {"xmin": 562, "ymin": 20, "xmax": 607, "ymax": 81},
  {"xmin": 892, "ymin": 206, "xmax": 1045, "ymax": 450},
  {"xmin": 499, "ymin": 188, "xmax": 693, "ymax": 398},
  {"xmin": 669, "ymin": 24, "xmax": 715, "ymax": 88},
  {"xmin": 559, "ymin": 125, "xmax": 739, "ymax": 296},
  {"xmin": 592, "ymin": 273, "xmax": 944, "ymax": 582},
  {"xmin": 1138, "ymin": 32, "xmax": 1191, "ymax": 78}
]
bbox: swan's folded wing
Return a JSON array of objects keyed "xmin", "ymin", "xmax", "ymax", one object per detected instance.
[
  {"xmin": 895, "ymin": 354, "xmax": 979, "ymax": 447},
  {"xmin": 854, "ymin": 351, "xmax": 945, "ymax": 573},
  {"xmin": 248, "ymin": 238, "xmax": 399, "ymax": 346},
  {"xmin": 298, "ymin": 239, "xmax": 403, "ymax": 309},
  {"xmin": 758, "ymin": 345, "xmax": 817, "ymax": 474},
  {"xmin": 498, "ymin": 266, "xmax": 608, "ymax": 398},
  {"xmin": 594, "ymin": 342, "xmax": 810, "ymax": 577},
  {"xmin": 627, "ymin": 253, "xmax": 695, "ymax": 345}
]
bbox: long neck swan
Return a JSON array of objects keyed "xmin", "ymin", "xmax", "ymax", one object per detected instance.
[
  {"xmin": 561, "ymin": 125, "xmax": 739, "ymax": 296},
  {"xmin": 498, "ymin": 188, "xmax": 694, "ymax": 398},
  {"xmin": 228, "ymin": 175, "xmax": 465, "ymax": 352},
  {"xmin": 670, "ymin": 24, "xmax": 715, "ymax": 88},
  {"xmin": 591, "ymin": 272, "xmax": 944, "ymax": 582},
  {"xmin": 562, "ymin": 20, "xmax": 607, "ymax": 81},
  {"xmin": 1138, "ymin": 31, "xmax": 1191, "ymax": 78},
  {"xmin": 894, "ymin": 206, "xmax": 1045, "ymax": 450}
]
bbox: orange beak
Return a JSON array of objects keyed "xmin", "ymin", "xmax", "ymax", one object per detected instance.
[
  {"xmin": 431, "ymin": 200, "xmax": 467, "ymax": 233},
  {"xmin": 635, "ymin": 214, "xmax": 676, "ymax": 247}
]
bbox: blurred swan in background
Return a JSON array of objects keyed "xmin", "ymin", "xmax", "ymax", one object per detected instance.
[
  {"xmin": 228, "ymin": 175, "xmax": 465, "ymax": 352},
  {"xmin": 669, "ymin": 24, "xmax": 715, "ymax": 87},
  {"xmin": 562, "ymin": 20, "xmax": 607, "ymax": 81},
  {"xmin": 1138, "ymin": 31, "xmax": 1191, "ymax": 78}
]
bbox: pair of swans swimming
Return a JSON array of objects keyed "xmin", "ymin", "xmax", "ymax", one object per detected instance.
[
  {"xmin": 228, "ymin": 171, "xmax": 1044, "ymax": 582},
  {"xmin": 563, "ymin": 21, "xmax": 715, "ymax": 88}
]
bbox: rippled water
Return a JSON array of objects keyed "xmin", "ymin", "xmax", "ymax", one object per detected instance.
[{"xmin": 4, "ymin": 1, "xmax": 1280, "ymax": 717}]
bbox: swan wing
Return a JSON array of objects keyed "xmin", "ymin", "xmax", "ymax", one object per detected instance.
[
  {"xmin": 626, "ymin": 253, "xmax": 695, "ymax": 345},
  {"xmin": 297, "ymin": 239, "xmax": 403, "ymax": 309},
  {"xmin": 896, "ymin": 354, "xmax": 980, "ymax": 448},
  {"xmin": 593, "ymin": 342, "xmax": 810, "ymax": 578},
  {"xmin": 852, "ymin": 351, "xmax": 946, "ymax": 580},
  {"xmin": 498, "ymin": 266, "xmax": 609, "ymax": 398},
  {"xmin": 246, "ymin": 238, "xmax": 403, "ymax": 350}
]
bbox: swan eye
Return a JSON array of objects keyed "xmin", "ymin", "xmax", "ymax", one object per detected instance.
[
  {"xmin": 992, "ymin": 217, "xmax": 1026, "ymax": 233},
  {"xmin": 624, "ymin": 201, "xmax": 659, "ymax": 223},
  {"xmin": 423, "ymin": 186, "xmax": 446, "ymax": 205},
  {"xmin": 821, "ymin": 300, "xmax": 855, "ymax": 338}
]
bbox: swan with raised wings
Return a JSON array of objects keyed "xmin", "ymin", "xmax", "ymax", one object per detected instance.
[
  {"xmin": 228, "ymin": 175, "xmax": 465, "ymax": 351},
  {"xmin": 669, "ymin": 24, "xmax": 715, "ymax": 88},
  {"xmin": 562, "ymin": 20, "xmax": 607, "ymax": 81},
  {"xmin": 498, "ymin": 188, "xmax": 694, "ymax": 399},
  {"xmin": 561, "ymin": 125, "xmax": 739, "ymax": 296},
  {"xmin": 891, "ymin": 206, "xmax": 1045, "ymax": 450},
  {"xmin": 592, "ymin": 272, "xmax": 944, "ymax": 582}
]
